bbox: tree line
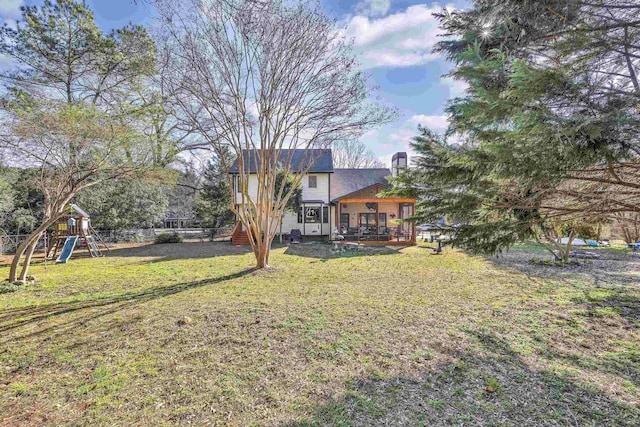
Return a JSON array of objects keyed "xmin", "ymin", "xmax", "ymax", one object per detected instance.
[
  {"xmin": 0, "ymin": 162, "xmax": 235, "ymax": 236},
  {"xmin": 0, "ymin": 0, "xmax": 387, "ymax": 281}
]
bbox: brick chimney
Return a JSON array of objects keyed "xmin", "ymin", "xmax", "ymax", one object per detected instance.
[{"xmin": 391, "ymin": 152, "xmax": 407, "ymax": 177}]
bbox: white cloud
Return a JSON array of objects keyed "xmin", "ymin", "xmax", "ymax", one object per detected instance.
[
  {"xmin": 362, "ymin": 50, "xmax": 439, "ymax": 68},
  {"xmin": 343, "ymin": 4, "xmax": 445, "ymax": 69},
  {"xmin": 439, "ymin": 75, "xmax": 468, "ymax": 99},
  {"xmin": 375, "ymin": 114, "xmax": 450, "ymax": 164},
  {"xmin": 0, "ymin": 0, "xmax": 23, "ymax": 17},
  {"xmin": 409, "ymin": 114, "xmax": 449, "ymax": 131},
  {"xmin": 377, "ymin": 152, "xmax": 394, "ymax": 168},
  {"xmin": 365, "ymin": 114, "xmax": 458, "ymax": 166},
  {"xmin": 355, "ymin": 0, "xmax": 392, "ymax": 18}
]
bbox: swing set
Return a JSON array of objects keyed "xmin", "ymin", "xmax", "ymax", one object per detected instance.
[{"xmin": 45, "ymin": 204, "xmax": 109, "ymax": 263}]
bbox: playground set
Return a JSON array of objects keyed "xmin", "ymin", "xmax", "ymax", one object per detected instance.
[{"xmin": 46, "ymin": 204, "xmax": 109, "ymax": 263}]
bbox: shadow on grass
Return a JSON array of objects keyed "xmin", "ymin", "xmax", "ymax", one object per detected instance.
[
  {"xmin": 485, "ymin": 247, "xmax": 640, "ymax": 286},
  {"xmin": 0, "ymin": 242, "xmax": 255, "ymax": 269},
  {"xmin": 105, "ymin": 241, "xmax": 254, "ymax": 261},
  {"xmin": 602, "ymin": 293, "xmax": 640, "ymax": 329},
  {"xmin": 286, "ymin": 330, "xmax": 640, "ymax": 426},
  {"xmin": 570, "ymin": 288, "xmax": 640, "ymax": 331},
  {"xmin": 284, "ymin": 243, "xmax": 413, "ymax": 260},
  {"xmin": 0, "ymin": 268, "xmax": 255, "ymax": 344}
]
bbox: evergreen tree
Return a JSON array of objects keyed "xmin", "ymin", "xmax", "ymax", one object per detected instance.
[
  {"xmin": 0, "ymin": 168, "xmax": 44, "ymax": 235},
  {"xmin": 76, "ymin": 177, "xmax": 170, "ymax": 230},
  {"xmin": 398, "ymin": 0, "xmax": 640, "ymax": 261},
  {"xmin": 194, "ymin": 151, "xmax": 236, "ymax": 231}
]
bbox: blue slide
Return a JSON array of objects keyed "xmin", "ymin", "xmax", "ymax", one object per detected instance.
[{"xmin": 56, "ymin": 236, "xmax": 78, "ymax": 264}]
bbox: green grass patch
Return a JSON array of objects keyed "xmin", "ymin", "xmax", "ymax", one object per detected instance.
[{"xmin": 0, "ymin": 242, "xmax": 638, "ymax": 425}]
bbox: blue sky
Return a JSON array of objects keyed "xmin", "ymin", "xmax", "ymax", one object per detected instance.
[{"xmin": 0, "ymin": 0, "xmax": 468, "ymax": 166}]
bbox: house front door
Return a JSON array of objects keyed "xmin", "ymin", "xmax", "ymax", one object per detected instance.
[{"xmin": 359, "ymin": 213, "xmax": 377, "ymax": 237}]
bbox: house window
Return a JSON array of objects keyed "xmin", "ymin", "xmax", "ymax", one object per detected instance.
[
  {"xmin": 298, "ymin": 207, "xmax": 321, "ymax": 223},
  {"xmin": 323, "ymin": 207, "xmax": 328, "ymax": 224},
  {"xmin": 305, "ymin": 207, "xmax": 319, "ymax": 223},
  {"xmin": 378, "ymin": 213, "xmax": 387, "ymax": 234},
  {"xmin": 340, "ymin": 213, "xmax": 349, "ymax": 230},
  {"xmin": 308, "ymin": 175, "xmax": 317, "ymax": 188},
  {"xmin": 378, "ymin": 213, "xmax": 387, "ymax": 228}
]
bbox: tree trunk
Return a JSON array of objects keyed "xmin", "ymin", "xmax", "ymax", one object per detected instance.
[
  {"xmin": 534, "ymin": 229, "xmax": 562, "ymax": 261},
  {"xmin": 249, "ymin": 235, "xmax": 271, "ymax": 269},
  {"xmin": 7, "ymin": 216, "xmax": 56, "ymax": 282},
  {"xmin": 8, "ymin": 239, "xmax": 30, "ymax": 283},
  {"xmin": 18, "ymin": 238, "xmax": 40, "ymax": 281},
  {"xmin": 558, "ymin": 230, "xmax": 576, "ymax": 264},
  {"xmin": 251, "ymin": 226, "xmax": 276, "ymax": 269},
  {"xmin": 254, "ymin": 243, "xmax": 270, "ymax": 269}
]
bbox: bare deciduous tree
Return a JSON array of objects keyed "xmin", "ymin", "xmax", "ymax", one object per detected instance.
[
  {"xmin": 2, "ymin": 104, "xmax": 146, "ymax": 282},
  {"xmin": 612, "ymin": 212, "xmax": 640, "ymax": 244},
  {"xmin": 159, "ymin": 0, "xmax": 390, "ymax": 268},
  {"xmin": 332, "ymin": 140, "xmax": 384, "ymax": 169},
  {"xmin": 0, "ymin": 0, "xmax": 156, "ymax": 283}
]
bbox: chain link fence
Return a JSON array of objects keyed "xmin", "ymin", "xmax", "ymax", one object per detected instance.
[
  {"xmin": 0, "ymin": 234, "xmax": 43, "ymax": 255},
  {"xmin": 0, "ymin": 227, "xmax": 234, "ymax": 255}
]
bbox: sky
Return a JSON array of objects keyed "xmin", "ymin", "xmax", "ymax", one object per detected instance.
[{"xmin": 0, "ymin": 0, "xmax": 468, "ymax": 167}]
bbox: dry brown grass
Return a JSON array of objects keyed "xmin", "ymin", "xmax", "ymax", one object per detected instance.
[{"xmin": 0, "ymin": 241, "xmax": 638, "ymax": 426}]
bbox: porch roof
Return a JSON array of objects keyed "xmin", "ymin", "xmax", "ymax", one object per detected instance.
[
  {"xmin": 337, "ymin": 197, "xmax": 416, "ymax": 203},
  {"xmin": 331, "ymin": 168, "xmax": 391, "ymax": 201}
]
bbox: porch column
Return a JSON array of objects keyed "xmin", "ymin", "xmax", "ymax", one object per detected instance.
[
  {"xmin": 357, "ymin": 203, "xmax": 360, "ymax": 242},
  {"xmin": 320, "ymin": 202, "xmax": 324, "ymax": 239},
  {"xmin": 396, "ymin": 204, "xmax": 401, "ymax": 242},
  {"xmin": 328, "ymin": 202, "xmax": 332, "ymax": 239},
  {"xmin": 411, "ymin": 202, "xmax": 416, "ymax": 243},
  {"xmin": 376, "ymin": 203, "xmax": 380, "ymax": 242}
]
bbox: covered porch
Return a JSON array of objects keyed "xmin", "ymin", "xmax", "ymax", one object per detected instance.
[{"xmin": 335, "ymin": 198, "xmax": 416, "ymax": 244}]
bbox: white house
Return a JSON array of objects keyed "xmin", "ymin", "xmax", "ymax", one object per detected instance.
[{"xmin": 229, "ymin": 149, "xmax": 416, "ymax": 245}]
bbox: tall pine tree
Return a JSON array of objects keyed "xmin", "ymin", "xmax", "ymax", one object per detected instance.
[{"xmin": 397, "ymin": 0, "xmax": 640, "ymax": 260}]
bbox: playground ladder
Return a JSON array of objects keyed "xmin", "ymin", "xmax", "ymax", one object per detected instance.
[
  {"xmin": 85, "ymin": 235, "xmax": 103, "ymax": 257},
  {"xmin": 88, "ymin": 225, "xmax": 110, "ymax": 254}
]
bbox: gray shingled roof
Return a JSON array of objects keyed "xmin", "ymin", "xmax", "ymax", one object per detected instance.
[
  {"xmin": 229, "ymin": 149, "xmax": 333, "ymax": 173},
  {"xmin": 331, "ymin": 168, "xmax": 391, "ymax": 201}
]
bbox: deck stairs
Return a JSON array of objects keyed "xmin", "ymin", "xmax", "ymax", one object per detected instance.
[{"xmin": 231, "ymin": 222, "xmax": 250, "ymax": 246}]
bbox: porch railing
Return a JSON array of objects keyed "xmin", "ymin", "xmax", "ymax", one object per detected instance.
[{"xmin": 338, "ymin": 226, "xmax": 414, "ymax": 243}]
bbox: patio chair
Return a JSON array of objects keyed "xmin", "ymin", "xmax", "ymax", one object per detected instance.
[{"xmin": 289, "ymin": 229, "xmax": 302, "ymax": 244}]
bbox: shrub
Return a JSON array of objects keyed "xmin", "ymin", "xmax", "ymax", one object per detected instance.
[
  {"xmin": 154, "ymin": 233, "xmax": 183, "ymax": 244},
  {"xmin": 529, "ymin": 257, "xmax": 579, "ymax": 267},
  {"xmin": 0, "ymin": 282, "xmax": 24, "ymax": 294}
]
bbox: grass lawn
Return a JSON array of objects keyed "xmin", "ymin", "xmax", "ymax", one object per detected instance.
[{"xmin": 1, "ymin": 242, "xmax": 639, "ymax": 426}]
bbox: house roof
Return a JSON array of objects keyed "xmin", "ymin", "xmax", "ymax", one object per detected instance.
[
  {"xmin": 229, "ymin": 149, "xmax": 333, "ymax": 173},
  {"xmin": 331, "ymin": 168, "xmax": 391, "ymax": 201}
]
